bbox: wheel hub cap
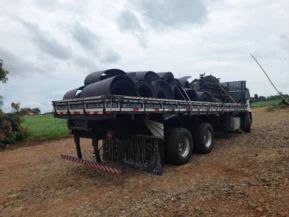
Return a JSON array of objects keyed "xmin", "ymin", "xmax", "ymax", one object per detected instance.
[
  {"xmin": 204, "ymin": 130, "xmax": 212, "ymax": 148},
  {"xmin": 178, "ymin": 136, "xmax": 190, "ymax": 157}
]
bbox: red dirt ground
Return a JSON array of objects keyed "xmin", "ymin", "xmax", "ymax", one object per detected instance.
[{"xmin": 0, "ymin": 108, "xmax": 288, "ymax": 217}]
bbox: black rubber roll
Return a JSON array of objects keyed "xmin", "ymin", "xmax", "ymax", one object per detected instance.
[
  {"xmin": 81, "ymin": 75, "xmax": 137, "ymax": 97},
  {"xmin": 127, "ymin": 71, "xmax": 160, "ymax": 82},
  {"xmin": 195, "ymin": 91, "xmax": 212, "ymax": 102},
  {"xmin": 63, "ymin": 86, "xmax": 85, "ymax": 99},
  {"xmin": 157, "ymin": 72, "xmax": 174, "ymax": 85},
  {"xmin": 178, "ymin": 76, "xmax": 191, "ymax": 88},
  {"xmin": 174, "ymin": 79, "xmax": 182, "ymax": 87},
  {"xmin": 183, "ymin": 88, "xmax": 197, "ymax": 101},
  {"xmin": 126, "ymin": 72, "xmax": 136, "ymax": 81},
  {"xmin": 151, "ymin": 80, "xmax": 174, "ymax": 99},
  {"xmin": 84, "ymin": 69, "xmax": 126, "ymax": 86},
  {"xmin": 171, "ymin": 85, "xmax": 188, "ymax": 100},
  {"xmin": 136, "ymin": 80, "xmax": 156, "ymax": 98}
]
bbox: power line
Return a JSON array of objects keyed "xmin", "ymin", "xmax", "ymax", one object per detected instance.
[
  {"xmin": 253, "ymin": 56, "xmax": 289, "ymax": 61},
  {"xmin": 110, "ymin": 0, "xmax": 226, "ymax": 48}
]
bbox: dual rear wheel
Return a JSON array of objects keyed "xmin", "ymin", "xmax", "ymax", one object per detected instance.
[{"xmin": 166, "ymin": 123, "xmax": 214, "ymax": 165}]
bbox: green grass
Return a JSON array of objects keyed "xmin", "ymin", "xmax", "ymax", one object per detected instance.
[
  {"xmin": 251, "ymin": 100, "xmax": 281, "ymax": 108},
  {"xmin": 22, "ymin": 115, "xmax": 70, "ymax": 140}
]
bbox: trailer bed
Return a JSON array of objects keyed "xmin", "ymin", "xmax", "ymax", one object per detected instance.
[{"xmin": 52, "ymin": 94, "xmax": 251, "ymax": 175}]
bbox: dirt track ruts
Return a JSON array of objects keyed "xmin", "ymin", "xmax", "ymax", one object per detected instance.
[{"xmin": 0, "ymin": 108, "xmax": 289, "ymax": 217}]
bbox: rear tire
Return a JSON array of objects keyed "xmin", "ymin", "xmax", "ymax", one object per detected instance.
[
  {"xmin": 166, "ymin": 128, "xmax": 193, "ymax": 165},
  {"xmin": 242, "ymin": 112, "xmax": 251, "ymax": 133},
  {"xmin": 194, "ymin": 123, "xmax": 214, "ymax": 154}
]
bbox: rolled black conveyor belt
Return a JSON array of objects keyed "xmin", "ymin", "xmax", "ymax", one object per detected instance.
[
  {"xmin": 151, "ymin": 79, "xmax": 174, "ymax": 99},
  {"xmin": 157, "ymin": 72, "xmax": 174, "ymax": 85},
  {"xmin": 127, "ymin": 71, "xmax": 160, "ymax": 82},
  {"xmin": 183, "ymin": 88, "xmax": 197, "ymax": 101},
  {"xmin": 171, "ymin": 85, "xmax": 188, "ymax": 100},
  {"xmin": 195, "ymin": 91, "xmax": 212, "ymax": 102},
  {"xmin": 126, "ymin": 72, "xmax": 137, "ymax": 81},
  {"xmin": 136, "ymin": 80, "xmax": 156, "ymax": 98},
  {"xmin": 63, "ymin": 86, "xmax": 85, "ymax": 99},
  {"xmin": 80, "ymin": 75, "xmax": 138, "ymax": 97},
  {"xmin": 174, "ymin": 79, "xmax": 182, "ymax": 87},
  {"xmin": 178, "ymin": 76, "xmax": 191, "ymax": 88},
  {"xmin": 84, "ymin": 69, "xmax": 126, "ymax": 86}
]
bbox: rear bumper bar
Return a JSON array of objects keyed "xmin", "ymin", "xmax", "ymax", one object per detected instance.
[{"xmin": 61, "ymin": 154, "xmax": 121, "ymax": 174}]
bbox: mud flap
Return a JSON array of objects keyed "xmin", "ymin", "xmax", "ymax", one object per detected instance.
[{"xmin": 103, "ymin": 135, "xmax": 164, "ymax": 175}]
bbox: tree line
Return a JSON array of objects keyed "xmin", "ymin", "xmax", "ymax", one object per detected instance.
[{"xmin": 252, "ymin": 94, "xmax": 289, "ymax": 102}]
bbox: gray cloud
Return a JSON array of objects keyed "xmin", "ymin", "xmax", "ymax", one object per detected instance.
[
  {"xmin": 118, "ymin": 10, "xmax": 144, "ymax": 32},
  {"xmin": 0, "ymin": 48, "xmax": 44, "ymax": 76},
  {"xmin": 73, "ymin": 56, "xmax": 100, "ymax": 72},
  {"xmin": 19, "ymin": 19, "xmax": 72, "ymax": 60},
  {"xmin": 34, "ymin": 0, "xmax": 89, "ymax": 14},
  {"xmin": 116, "ymin": 0, "xmax": 207, "ymax": 47},
  {"xmin": 117, "ymin": 10, "xmax": 147, "ymax": 47},
  {"xmin": 34, "ymin": 0, "xmax": 61, "ymax": 12},
  {"xmin": 118, "ymin": 0, "xmax": 207, "ymax": 32},
  {"xmin": 279, "ymin": 33, "xmax": 289, "ymax": 51},
  {"xmin": 72, "ymin": 23, "xmax": 100, "ymax": 52},
  {"xmin": 138, "ymin": 0, "xmax": 207, "ymax": 27},
  {"xmin": 101, "ymin": 49, "xmax": 121, "ymax": 63},
  {"xmin": 72, "ymin": 22, "xmax": 122, "ymax": 63}
]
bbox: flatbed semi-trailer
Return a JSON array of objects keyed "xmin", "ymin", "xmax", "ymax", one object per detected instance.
[{"xmin": 53, "ymin": 94, "xmax": 252, "ymax": 175}]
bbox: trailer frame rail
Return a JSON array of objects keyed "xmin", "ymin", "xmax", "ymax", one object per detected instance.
[{"xmin": 52, "ymin": 95, "xmax": 248, "ymax": 118}]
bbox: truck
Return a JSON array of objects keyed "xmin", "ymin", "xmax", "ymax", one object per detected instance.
[{"xmin": 52, "ymin": 73, "xmax": 252, "ymax": 175}]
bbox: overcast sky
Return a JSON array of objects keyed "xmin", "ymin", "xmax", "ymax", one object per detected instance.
[{"xmin": 0, "ymin": 0, "xmax": 288, "ymax": 113}]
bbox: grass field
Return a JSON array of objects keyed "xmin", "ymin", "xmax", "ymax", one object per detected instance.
[
  {"xmin": 22, "ymin": 115, "xmax": 70, "ymax": 140},
  {"xmin": 251, "ymin": 100, "xmax": 281, "ymax": 108}
]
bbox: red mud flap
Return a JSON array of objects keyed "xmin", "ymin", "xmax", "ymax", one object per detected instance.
[{"xmin": 61, "ymin": 154, "xmax": 121, "ymax": 174}]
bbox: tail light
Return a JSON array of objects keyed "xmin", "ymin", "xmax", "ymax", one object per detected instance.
[{"xmin": 107, "ymin": 131, "xmax": 114, "ymax": 140}]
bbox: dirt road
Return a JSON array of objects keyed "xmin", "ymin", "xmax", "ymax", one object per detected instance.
[{"xmin": 1, "ymin": 108, "xmax": 289, "ymax": 217}]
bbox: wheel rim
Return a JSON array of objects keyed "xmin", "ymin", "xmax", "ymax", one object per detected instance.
[
  {"xmin": 204, "ymin": 129, "xmax": 212, "ymax": 148},
  {"xmin": 178, "ymin": 136, "xmax": 190, "ymax": 157}
]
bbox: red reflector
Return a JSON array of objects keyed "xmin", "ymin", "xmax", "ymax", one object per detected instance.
[
  {"xmin": 86, "ymin": 111, "xmax": 90, "ymax": 115},
  {"xmin": 107, "ymin": 131, "xmax": 113, "ymax": 140},
  {"xmin": 93, "ymin": 111, "xmax": 98, "ymax": 115},
  {"xmin": 74, "ymin": 112, "xmax": 80, "ymax": 115},
  {"xmin": 154, "ymin": 108, "xmax": 159, "ymax": 112},
  {"xmin": 106, "ymin": 111, "xmax": 111, "ymax": 115},
  {"xmin": 197, "ymin": 108, "xmax": 200, "ymax": 112},
  {"xmin": 133, "ymin": 108, "xmax": 139, "ymax": 112},
  {"xmin": 186, "ymin": 108, "xmax": 189, "ymax": 112}
]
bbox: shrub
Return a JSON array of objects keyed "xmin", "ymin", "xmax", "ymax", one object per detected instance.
[
  {"xmin": 0, "ymin": 109, "xmax": 29, "ymax": 146},
  {"xmin": 267, "ymin": 101, "xmax": 289, "ymax": 112}
]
